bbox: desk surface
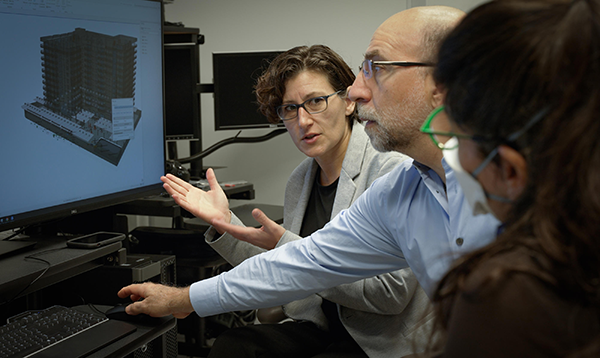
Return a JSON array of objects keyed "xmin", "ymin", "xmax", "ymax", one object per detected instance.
[
  {"xmin": 0, "ymin": 235, "xmax": 121, "ymax": 303},
  {"xmin": 85, "ymin": 305, "xmax": 176, "ymax": 358}
]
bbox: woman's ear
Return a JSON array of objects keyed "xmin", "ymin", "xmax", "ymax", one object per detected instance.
[{"xmin": 497, "ymin": 145, "xmax": 528, "ymax": 200}]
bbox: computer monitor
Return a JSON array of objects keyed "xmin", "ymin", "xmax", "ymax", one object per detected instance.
[
  {"xmin": 0, "ymin": 0, "xmax": 166, "ymax": 233},
  {"xmin": 213, "ymin": 51, "xmax": 286, "ymax": 131}
]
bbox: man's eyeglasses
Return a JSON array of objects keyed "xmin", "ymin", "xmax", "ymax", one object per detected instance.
[
  {"xmin": 359, "ymin": 59, "xmax": 434, "ymax": 80},
  {"xmin": 276, "ymin": 90, "xmax": 344, "ymax": 121},
  {"xmin": 420, "ymin": 106, "xmax": 486, "ymax": 150}
]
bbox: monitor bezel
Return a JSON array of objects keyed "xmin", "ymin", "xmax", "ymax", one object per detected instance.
[{"xmin": 213, "ymin": 51, "xmax": 286, "ymax": 131}]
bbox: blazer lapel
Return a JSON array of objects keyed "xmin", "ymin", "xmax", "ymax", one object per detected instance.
[{"xmin": 331, "ymin": 123, "xmax": 368, "ymax": 218}]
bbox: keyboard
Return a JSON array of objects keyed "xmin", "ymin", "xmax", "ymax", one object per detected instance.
[{"xmin": 0, "ymin": 305, "xmax": 137, "ymax": 358}]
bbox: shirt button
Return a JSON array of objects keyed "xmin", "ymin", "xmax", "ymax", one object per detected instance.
[{"xmin": 456, "ymin": 238, "xmax": 464, "ymax": 246}]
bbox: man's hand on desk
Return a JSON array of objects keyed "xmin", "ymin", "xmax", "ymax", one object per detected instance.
[
  {"xmin": 212, "ymin": 208, "xmax": 285, "ymax": 250},
  {"xmin": 118, "ymin": 282, "xmax": 193, "ymax": 319},
  {"xmin": 161, "ymin": 168, "xmax": 231, "ymax": 232}
]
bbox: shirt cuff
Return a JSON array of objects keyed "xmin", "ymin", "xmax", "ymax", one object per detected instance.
[
  {"xmin": 204, "ymin": 211, "xmax": 236, "ymax": 243},
  {"xmin": 203, "ymin": 225, "xmax": 220, "ymax": 243},
  {"xmin": 189, "ymin": 275, "xmax": 224, "ymax": 317}
]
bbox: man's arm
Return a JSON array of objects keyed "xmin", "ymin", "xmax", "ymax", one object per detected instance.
[
  {"xmin": 190, "ymin": 186, "xmax": 410, "ymax": 317},
  {"xmin": 122, "ymin": 164, "xmax": 419, "ymax": 318},
  {"xmin": 317, "ymin": 268, "xmax": 419, "ymax": 314},
  {"xmin": 272, "ymin": 226, "xmax": 419, "ymax": 315}
]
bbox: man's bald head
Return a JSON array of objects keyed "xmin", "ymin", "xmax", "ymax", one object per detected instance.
[
  {"xmin": 349, "ymin": 5, "xmax": 465, "ymax": 164},
  {"xmin": 376, "ymin": 6, "xmax": 465, "ymax": 63}
]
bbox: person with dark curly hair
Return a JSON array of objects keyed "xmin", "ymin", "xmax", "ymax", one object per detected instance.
[{"xmin": 421, "ymin": 0, "xmax": 600, "ymax": 356}]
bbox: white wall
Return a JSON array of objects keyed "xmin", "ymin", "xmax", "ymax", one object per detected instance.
[{"xmin": 164, "ymin": 0, "xmax": 486, "ymax": 208}]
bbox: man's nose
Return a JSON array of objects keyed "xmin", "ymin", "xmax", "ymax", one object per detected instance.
[{"xmin": 347, "ymin": 74, "xmax": 370, "ymax": 103}]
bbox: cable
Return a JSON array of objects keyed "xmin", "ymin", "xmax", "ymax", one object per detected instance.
[
  {"xmin": 2, "ymin": 217, "xmax": 69, "ymax": 241},
  {"xmin": 176, "ymin": 128, "xmax": 287, "ymax": 164},
  {"xmin": 2, "ymin": 226, "xmax": 30, "ymax": 241},
  {"xmin": 1, "ymin": 247, "xmax": 68, "ymax": 306}
]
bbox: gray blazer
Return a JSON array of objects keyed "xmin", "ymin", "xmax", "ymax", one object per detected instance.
[{"xmin": 206, "ymin": 123, "xmax": 434, "ymax": 357}]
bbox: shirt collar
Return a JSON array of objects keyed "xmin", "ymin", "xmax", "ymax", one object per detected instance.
[{"xmin": 411, "ymin": 159, "xmax": 432, "ymax": 174}]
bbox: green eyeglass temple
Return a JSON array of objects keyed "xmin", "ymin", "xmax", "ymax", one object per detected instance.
[
  {"xmin": 421, "ymin": 105, "xmax": 550, "ymax": 152},
  {"xmin": 420, "ymin": 106, "xmax": 473, "ymax": 150}
]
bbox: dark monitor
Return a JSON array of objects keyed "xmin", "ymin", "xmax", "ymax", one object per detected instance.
[
  {"xmin": 213, "ymin": 51, "xmax": 286, "ymax": 131},
  {"xmin": 0, "ymin": 0, "xmax": 166, "ymax": 233}
]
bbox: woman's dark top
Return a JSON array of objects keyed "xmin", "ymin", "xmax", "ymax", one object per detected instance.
[{"xmin": 298, "ymin": 171, "xmax": 352, "ymax": 339}]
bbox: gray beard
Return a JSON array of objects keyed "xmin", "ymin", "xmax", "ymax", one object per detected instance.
[
  {"xmin": 364, "ymin": 121, "xmax": 397, "ymax": 152},
  {"xmin": 357, "ymin": 88, "xmax": 430, "ymax": 155},
  {"xmin": 358, "ymin": 104, "xmax": 419, "ymax": 153}
]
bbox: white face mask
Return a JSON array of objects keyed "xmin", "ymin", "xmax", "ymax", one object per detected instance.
[
  {"xmin": 440, "ymin": 109, "xmax": 548, "ymax": 218},
  {"xmin": 443, "ymin": 137, "xmax": 495, "ymax": 216}
]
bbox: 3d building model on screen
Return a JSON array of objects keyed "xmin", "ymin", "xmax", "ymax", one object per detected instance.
[{"xmin": 22, "ymin": 28, "xmax": 141, "ymax": 166}]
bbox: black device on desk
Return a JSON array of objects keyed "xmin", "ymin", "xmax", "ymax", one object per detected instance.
[{"xmin": 66, "ymin": 233, "xmax": 125, "ymax": 249}]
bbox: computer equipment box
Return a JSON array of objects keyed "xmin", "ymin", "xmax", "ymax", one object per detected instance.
[
  {"xmin": 72, "ymin": 253, "xmax": 178, "ymax": 358},
  {"xmin": 119, "ymin": 254, "xmax": 178, "ymax": 358},
  {"xmin": 107, "ymin": 253, "xmax": 178, "ymax": 358}
]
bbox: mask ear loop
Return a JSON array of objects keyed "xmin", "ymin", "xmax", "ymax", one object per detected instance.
[
  {"xmin": 506, "ymin": 107, "xmax": 550, "ymax": 143},
  {"xmin": 470, "ymin": 108, "xmax": 549, "ymax": 203},
  {"xmin": 472, "ymin": 107, "xmax": 549, "ymax": 177},
  {"xmin": 471, "ymin": 147, "xmax": 500, "ymax": 178},
  {"xmin": 469, "ymin": 146, "xmax": 512, "ymax": 204}
]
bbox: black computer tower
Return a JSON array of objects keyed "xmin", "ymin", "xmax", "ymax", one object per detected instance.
[
  {"xmin": 163, "ymin": 26, "xmax": 203, "ymax": 179},
  {"xmin": 130, "ymin": 254, "xmax": 178, "ymax": 358},
  {"xmin": 98, "ymin": 253, "xmax": 178, "ymax": 358},
  {"xmin": 93, "ymin": 253, "xmax": 178, "ymax": 358},
  {"xmin": 134, "ymin": 324, "xmax": 178, "ymax": 358}
]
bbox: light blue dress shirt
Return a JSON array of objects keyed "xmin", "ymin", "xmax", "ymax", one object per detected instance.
[{"xmin": 190, "ymin": 158, "xmax": 500, "ymax": 317}]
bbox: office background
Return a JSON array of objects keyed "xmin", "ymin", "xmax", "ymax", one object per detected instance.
[{"xmin": 161, "ymin": 0, "xmax": 486, "ymax": 214}]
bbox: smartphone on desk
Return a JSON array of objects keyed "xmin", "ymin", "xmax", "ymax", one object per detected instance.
[{"xmin": 66, "ymin": 232, "xmax": 125, "ymax": 249}]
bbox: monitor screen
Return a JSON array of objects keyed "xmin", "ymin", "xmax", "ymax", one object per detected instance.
[
  {"xmin": 0, "ymin": 0, "xmax": 165, "ymax": 232},
  {"xmin": 213, "ymin": 51, "xmax": 285, "ymax": 131}
]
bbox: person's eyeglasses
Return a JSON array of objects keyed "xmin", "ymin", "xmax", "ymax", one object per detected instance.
[
  {"xmin": 276, "ymin": 90, "xmax": 344, "ymax": 121},
  {"xmin": 359, "ymin": 59, "xmax": 434, "ymax": 80},
  {"xmin": 420, "ymin": 106, "xmax": 487, "ymax": 150},
  {"xmin": 421, "ymin": 105, "xmax": 549, "ymax": 150}
]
